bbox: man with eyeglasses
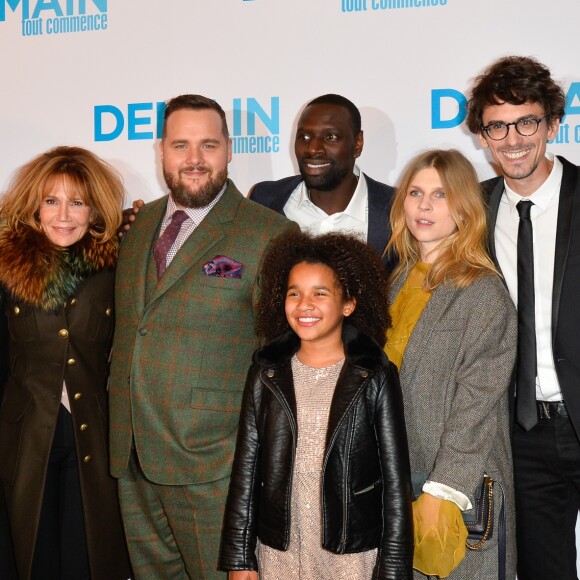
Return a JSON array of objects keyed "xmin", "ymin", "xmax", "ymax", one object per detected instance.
[{"xmin": 467, "ymin": 55, "xmax": 580, "ymax": 580}]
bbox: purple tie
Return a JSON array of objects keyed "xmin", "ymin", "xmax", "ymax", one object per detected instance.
[{"xmin": 153, "ymin": 210, "xmax": 188, "ymax": 279}]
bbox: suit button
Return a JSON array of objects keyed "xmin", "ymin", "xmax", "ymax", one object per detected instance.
[
  {"xmin": 83, "ymin": 455, "xmax": 92, "ymax": 463},
  {"xmin": 139, "ymin": 328, "xmax": 147, "ymax": 336},
  {"xmin": 67, "ymin": 358, "xmax": 76, "ymax": 366},
  {"xmin": 80, "ymin": 423, "xmax": 88, "ymax": 431},
  {"xmin": 13, "ymin": 306, "xmax": 20, "ymax": 315},
  {"xmin": 266, "ymin": 370, "xmax": 275, "ymax": 378},
  {"xmin": 59, "ymin": 329, "xmax": 69, "ymax": 338},
  {"xmin": 70, "ymin": 298, "xmax": 77, "ymax": 306},
  {"xmin": 105, "ymin": 308, "xmax": 112, "ymax": 317},
  {"xmin": 360, "ymin": 371, "xmax": 369, "ymax": 378},
  {"xmin": 74, "ymin": 393, "xmax": 82, "ymax": 400}
]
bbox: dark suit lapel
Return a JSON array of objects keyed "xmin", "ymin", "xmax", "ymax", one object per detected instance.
[
  {"xmin": 366, "ymin": 174, "xmax": 391, "ymax": 257},
  {"xmin": 273, "ymin": 177, "xmax": 300, "ymax": 214},
  {"xmin": 485, "ymin": 177, "xmax": 505, "ymax": 273},
  {"xmin": 552, "ymin": 157, "xmax": 579, "ymax": 335}
]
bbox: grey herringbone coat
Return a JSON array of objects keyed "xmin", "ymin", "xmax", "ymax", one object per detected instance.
[{"xmin": 391, "ymin": 273, "xmax": 517, "ymax": 580}]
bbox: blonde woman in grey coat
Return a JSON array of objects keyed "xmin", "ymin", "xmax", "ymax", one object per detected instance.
[{"xmin": 385, "ymin": 149, "xmax": 517, "ymax": 580}]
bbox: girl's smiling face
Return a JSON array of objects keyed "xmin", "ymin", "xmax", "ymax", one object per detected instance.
[{"xmin": 285, "ymin": 261, "xmax": 355, "ymax": 348}]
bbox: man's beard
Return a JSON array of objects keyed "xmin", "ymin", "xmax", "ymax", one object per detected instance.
[
  {"xmin": 163, "ymin": 165, "xmax": 228, "ymax": 208},
  {"xmin": 298, "ymin": 159, "xmax": 350, "ymax": 192}
]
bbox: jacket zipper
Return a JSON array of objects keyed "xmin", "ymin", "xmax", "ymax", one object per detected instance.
[
  {"xmin": 353, "ymin": 481, "xmax": 376, "ymax": 496},
  {"xmin": 262, "ymin": 372, "xmax": 297, "ymax": 550},
  {"xmin": 320, "ymin": 370, "xmax": 370, "ymax": 552},
  {"xmin": 340, "ymin": 410, "xmax": 356, "ymax": 551}
]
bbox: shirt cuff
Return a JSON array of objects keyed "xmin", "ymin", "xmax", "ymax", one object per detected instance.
[{"xmin": 422, "ymin": 480, "xmax": 473, "ymax": 511}]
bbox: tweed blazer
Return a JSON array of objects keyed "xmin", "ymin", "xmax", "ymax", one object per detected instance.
[
  {"xmin": 391, "ymin": 272, "xmax": 518, "ymax": 579},
  {"xmin": 249, "ymin": 173, "xmax": 394, "ymax": 257},
  {"xmin": 109, "ymin": 180, "xmax": 295, "ymax": 485}
]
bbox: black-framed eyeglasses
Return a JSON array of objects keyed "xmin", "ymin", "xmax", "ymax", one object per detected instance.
[{"xmin": 481, "ymin": 116, "xmax": 549, "ymax": 141}]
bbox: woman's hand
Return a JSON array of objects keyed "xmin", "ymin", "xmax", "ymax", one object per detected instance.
[
  {"xmin": 412, "ymin": 493, "xmax": 467, "ymax": 578},
  {"xmin": 228, "ymin": 571, "xmax": 259, "ymax": 580}
]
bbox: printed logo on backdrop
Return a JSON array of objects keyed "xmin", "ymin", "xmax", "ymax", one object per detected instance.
[
  {"xmin": 94, "ymin": 97, "xmax": 281, "ymax": 155},
  {"xmin": 1, "ymin": 0, "xmax": 108, "ymax": 37},
  {"xmin": 341, "ymin": 0, "xmax": 447, "ymax": 13},
  {"xmin": 431, "ymin": 83, "xmax": 580, "ymax": 145}
]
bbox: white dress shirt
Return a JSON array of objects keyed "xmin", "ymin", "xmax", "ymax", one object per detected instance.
[
  {"xmin": 495, "ymin": 154, "xmax": 563, "ymax": 401},
  {"xmin": 283, "ymin": 166, "xmax": 368, "ymax": 241}
]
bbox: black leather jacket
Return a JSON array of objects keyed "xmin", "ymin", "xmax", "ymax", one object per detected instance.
[{"xmin": 219, "ymin": 325, "xmax": 413, "ymax": 579}]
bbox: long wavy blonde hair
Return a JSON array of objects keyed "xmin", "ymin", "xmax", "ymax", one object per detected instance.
[
  {"xmin": 0, "ymin": 146, "xmax": 124, "ymax": 242},
  {"xmin": 386, "ymin": 149, "xmax": 497, "ymax": 290}
]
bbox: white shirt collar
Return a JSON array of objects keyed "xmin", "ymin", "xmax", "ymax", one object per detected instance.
[
  {"xmin": 293, "ymin": 165, "xmax": 366, "ymax": 222},
  {"xmin": 503, "ymin": 154, "xmax": 562, "ymax": 213}
]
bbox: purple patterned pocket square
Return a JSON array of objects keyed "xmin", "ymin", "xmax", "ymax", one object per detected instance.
[{"xmin": 202, "ymin": 255, "xmax": 244, "ymax": 279}]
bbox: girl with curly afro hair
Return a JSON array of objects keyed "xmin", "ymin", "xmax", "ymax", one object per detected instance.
[
  {"xmin": 220, "ymin": 230, "xmax": 413, "ymax": 580},
  {"xmin": 255, "ymin": 229, "xmax": 391, "ymax": 346}
]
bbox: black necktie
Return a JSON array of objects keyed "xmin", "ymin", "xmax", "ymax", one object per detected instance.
[
  {"xmin": 515, "ymin": 199, "xmax": 538, "ymax": 430},
  {"xmin": 153, "ymin": 210, "xmax": 188, "ymax": 279}
]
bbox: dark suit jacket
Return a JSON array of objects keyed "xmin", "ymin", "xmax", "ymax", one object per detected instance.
[
  {"xmin": 109, "ymin": 180, "xmax": 296, "ymax": 485},
  {"xmin": 249, "ymin": 173, "xmax": 394, "ymax": 257},
  {"xmin": 483, "ymin": 155, "xmax": 580, "ymax": 436}
]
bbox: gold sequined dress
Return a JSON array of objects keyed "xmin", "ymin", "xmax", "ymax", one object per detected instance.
[{"xmin": 258, "ymin": 355, "xmax": 378, "ymax": 579}]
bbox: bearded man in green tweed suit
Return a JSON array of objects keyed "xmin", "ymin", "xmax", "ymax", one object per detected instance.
[{"xmin": 108, "ymin": 94, "xmax": 295, "ymax": 579}]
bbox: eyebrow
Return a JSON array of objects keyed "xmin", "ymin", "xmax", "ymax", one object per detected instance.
[
  {"xmin": 287, "ymin": 284, "xmax": 333, "ymax": 291},
  {"xmin": 483, "ymin": 114, "xmax": 540, "ymax": 125},
  {"xmin": 169, "ymin": 138, "xmax": 222, "ymax": 145},
  {"xmin": 296, "ymin": 125, "xmax": 340, "ymax": 132}
]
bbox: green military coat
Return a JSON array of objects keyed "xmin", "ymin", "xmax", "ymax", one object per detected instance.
[{"xmin": 0, "ymin": 229, "xmax": 131, "ymax": 579}]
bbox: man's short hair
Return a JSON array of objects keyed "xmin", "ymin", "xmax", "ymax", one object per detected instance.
[
  {"xmin": 306, "ymin": 94, "xmax": 362, "ymax": 135},
  {"xmin": 466, "ymin": 56, "xmax": 566, "ymax": 134},
  {"xmin": 162, "ymin": 94, "xmax": 229, "ymax": 139}
]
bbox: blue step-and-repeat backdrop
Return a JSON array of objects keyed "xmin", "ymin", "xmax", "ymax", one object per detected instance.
[{"xmin": 1, "ymin": 0, "xmax": 578, "ymax": 203}]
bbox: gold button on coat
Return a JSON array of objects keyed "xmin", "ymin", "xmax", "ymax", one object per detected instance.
[
  {"xmin": 80, "ymin": 424, "xmax": 88, "ymax": 431},
  {"xmin": 105, "ymin": 308, "xmax": 112, "ymax": 316},
  {"xmin": 83, "ymin": 455, "xmax": 92, "ymax": 463},
  {"xmin": 59, "ymin": 329, "xmax": 69, "ymax": 338},
  {"xmin": 70, "ymin": 298, "xmax": 77, "ymax": 306},
  {"xmin": 74, "ymin": 393, "xmax": 82, "ymax": 400},
  {"xmin": 13, "ymin": 306, "xmax": 20, "ymax": 315},
  {"xmin": 67, "ymin": 358, "xmax": 76, "ymax": 366}
]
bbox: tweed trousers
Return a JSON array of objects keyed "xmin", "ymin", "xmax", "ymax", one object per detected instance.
[{"xmin": 118, "ymin": 451, "xmax": 228, "ymax": 580}]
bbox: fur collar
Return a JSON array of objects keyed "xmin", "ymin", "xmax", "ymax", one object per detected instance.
[
  {"xmin": 255, "ymin": 324, "xmax": 387, "ymax": 371},
  {"xmin": 0, "ymin": 225, "xmax": 117, "ymax": 311}
]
